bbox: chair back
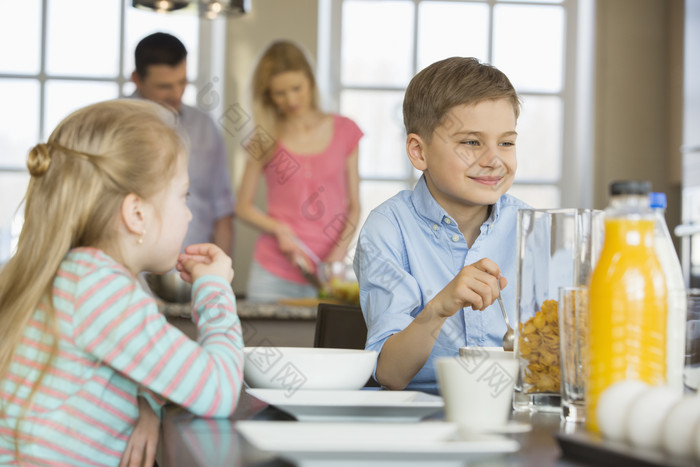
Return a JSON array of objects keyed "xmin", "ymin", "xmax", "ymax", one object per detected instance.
[
  {"xmin": 314, "ymin": 302, "xmax": 379, "ymax": 387},
  {"xmin": 314, "ymin": 302, "xmax": 367, "ymax": 349}
]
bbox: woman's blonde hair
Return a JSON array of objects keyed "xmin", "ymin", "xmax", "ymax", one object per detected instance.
[
  {"xmin": 249, "ymin": 40, "xmax": 320, "ymax": 161},
  {"xmin": 0, "ymin": 98, "xmax": 183, "ymax": 454}
]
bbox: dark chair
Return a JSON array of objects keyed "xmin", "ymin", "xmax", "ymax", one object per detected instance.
[
  {"xmin": 314, "ymin": 302, "xmax": 380, "ymax": 387},
  {"xmin": 314, "ymin": 302, "xmax": 367, "ymax": 349}
]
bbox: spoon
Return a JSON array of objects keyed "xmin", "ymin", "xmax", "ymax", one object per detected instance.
[{"xmin": 497, "ymin": 281, "xmax": 515, "ymax": 351}]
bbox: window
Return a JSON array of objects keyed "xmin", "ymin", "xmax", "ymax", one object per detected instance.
[
  {"xmin": 0, "ymin": 0, "xmax": 221, "ymax": 263},
  {"xmin": 319, "ymin": 0, "xmax": 594, "ymax": 235}
]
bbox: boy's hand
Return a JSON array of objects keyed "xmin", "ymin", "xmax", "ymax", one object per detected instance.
[
  {"xmin": 432, "ymin": 258, "xmax": 506, "ymax": 318},
  {"xmin": 176, "ymin": 243, "xmax": 234, "ymax": 284},
  {"xmin": 119, "ymin": 396, "xmax": 159, "ymax": 467}
]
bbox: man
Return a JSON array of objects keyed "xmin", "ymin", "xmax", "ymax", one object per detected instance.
[{"xmin": 132, "ymin": 32, "xmax": 235, "ymax": 256}]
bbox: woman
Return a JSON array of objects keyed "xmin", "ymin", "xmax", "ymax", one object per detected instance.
[{"xmin": 236, "ymin": 40, "xmax": 363, "ymax": 303}]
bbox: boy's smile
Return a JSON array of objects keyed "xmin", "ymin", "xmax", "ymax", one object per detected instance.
[{"xmin": 407, "ymin": 98, "xmax": 517, "ymax": 223}]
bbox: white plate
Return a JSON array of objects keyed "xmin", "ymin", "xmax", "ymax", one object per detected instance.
[
  {"xmin": 246, "ymin": 388, "xmax": 444, "ymax": 422},
  {"xmin": 236, "ymin": 421, "xmax": 519, "ymax": 467},
  {"xmin": 463, "ymin": 420, "xmax": 532, "ymax": 434}
]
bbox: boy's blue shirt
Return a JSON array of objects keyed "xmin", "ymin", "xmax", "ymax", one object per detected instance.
[{"xmin": 354, "ymin": 175, "xmax": 531, "ymax": 393}]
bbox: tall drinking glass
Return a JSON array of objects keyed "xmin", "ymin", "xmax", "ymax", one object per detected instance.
[
  {"xmin": 513, "ymin": 208, "xmax": 604, "ymax": 413},
  {"xmin": 686, "ymin": 289, "xmax": 700, "ymax": 392},
  {"xmin": 558, "ymin": 285, "xmax": 588, "ymax": 423}
]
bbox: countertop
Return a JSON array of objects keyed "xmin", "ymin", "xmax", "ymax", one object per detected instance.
[{"xmin": 158, "ymin": 299, "xmax": 318, "ymax": 320}]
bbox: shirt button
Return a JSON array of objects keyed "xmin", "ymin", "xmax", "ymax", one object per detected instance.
[
  {"xmin": 452, "ymin": 234, "xmax": 460, "ymax": 242},
  {"xmin": 444, "ymin": 217, "xmax": 452, "ymax": 224},
  {"xmin": 432, "ymin": 224, "xmax": 439, "ymax": 231}
]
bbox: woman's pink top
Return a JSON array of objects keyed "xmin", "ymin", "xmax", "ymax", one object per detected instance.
[{"xmin": 254, "ymin": 114, "xmax": 363, "ymax": 283}]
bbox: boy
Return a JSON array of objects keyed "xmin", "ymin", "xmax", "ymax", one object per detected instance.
[{"xmin": 354, "ymin": 57, "xmax": 529, "ymax": 393}]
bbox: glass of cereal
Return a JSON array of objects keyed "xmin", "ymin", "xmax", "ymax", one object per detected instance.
[{"xmin": 514, "ymin": 209, "xmax": 603, "ymax": 413}]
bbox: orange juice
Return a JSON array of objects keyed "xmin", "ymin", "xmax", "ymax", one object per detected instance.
[{"xmin": 586, "ymin": 217, "xmax": 667, "ymax": 433}]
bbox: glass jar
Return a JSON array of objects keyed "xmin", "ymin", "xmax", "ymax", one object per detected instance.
[{"xmin": 514, "ymin": 208, "xmax": 604, "ymax": 413}]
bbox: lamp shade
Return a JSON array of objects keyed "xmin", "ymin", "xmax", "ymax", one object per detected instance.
[{"xmin": 132, "ymin": 0, "xmax": 249, "ymax": 18}]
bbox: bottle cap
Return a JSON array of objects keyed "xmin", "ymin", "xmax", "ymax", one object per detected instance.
[
  {"xmin": 649, "ymin": 192, "xmax": 667, "ymax": 209},
  {"xmin": 610, "ymin": 180, "xmax": 652, "ymax": 196}
]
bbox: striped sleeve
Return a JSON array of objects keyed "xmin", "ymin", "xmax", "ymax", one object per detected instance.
[{"xmin": 72, "ymin": 267, "xmax": 243, "ymax": 417}]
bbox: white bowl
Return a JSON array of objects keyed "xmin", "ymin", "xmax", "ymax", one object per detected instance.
[
  {"xmin": 459, "ymin": 346, "xmax": 515, "ymax": 360},
  {"xmin": 243, "ymin": 347, "xmax": 377, "ymax": 391}
]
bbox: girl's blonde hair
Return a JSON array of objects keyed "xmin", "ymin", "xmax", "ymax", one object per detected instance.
[
  {"xmin": 0, "ymin": 98, "xmax": 183, "ymax": 452},
  {"xmin": 249, "ymin": 39, "xmax": 321, "ymax": 161}
]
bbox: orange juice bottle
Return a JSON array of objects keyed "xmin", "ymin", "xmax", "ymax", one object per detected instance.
[{"xmin": 586, "ymin": 181, "xmax": 667, "ymax": 433}]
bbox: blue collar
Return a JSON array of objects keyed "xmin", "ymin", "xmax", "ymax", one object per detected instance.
[{"xmin": 410, "ymin": 174, "xmax": 502, "ymax": 235}]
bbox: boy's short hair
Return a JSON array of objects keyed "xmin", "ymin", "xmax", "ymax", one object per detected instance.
[
  {"xmin": 403, "ymin": 57, "xmax": 521, "ymax": 142},
  {"xmin": 134, "ymin": 32, "xmax": 188, "ymax": 78}
]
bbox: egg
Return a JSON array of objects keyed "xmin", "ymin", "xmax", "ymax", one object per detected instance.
[
  {"xmin": 596, "ymin": 380, "xmax": 649, "ymax": 441},
  {"xmin": 626, "ymin": 386, "xmax": 682, "ymax": 449},
  {"xmin": 662, "ymin": 396, "xmax": 700, "ymax": 458}
]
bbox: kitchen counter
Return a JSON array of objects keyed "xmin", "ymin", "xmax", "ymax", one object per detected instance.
[
  {"xmin": 160, "ymin": 299, "xmax": 319, "ymax": 347},
  {"xmin": 158, "ymin": 299, "xmax": 317, "ymax": 320}
]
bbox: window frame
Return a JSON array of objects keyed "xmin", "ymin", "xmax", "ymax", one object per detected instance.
[
  {"xmin": 317, "ymin": 0, "xmax": 595, "ymax": 209},
  {"xmin": 0, "ymin": 0, "xmax": 225, "ymax": 262},
  {"xmin": 0, "ymin": 1, "xmax": 223, "ymax": 170}
]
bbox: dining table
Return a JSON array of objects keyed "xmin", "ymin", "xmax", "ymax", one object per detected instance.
[
  {"xmin": 156, "ymin": 388, "xmax": 695, "ymax": 467},
  {"xmin": 155, "ymin": 300, "xmax": 697, "ymax": 467}
]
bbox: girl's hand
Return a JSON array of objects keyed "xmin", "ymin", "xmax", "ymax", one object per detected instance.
[
  {"xmin": 119, "ymin": 396, "xmax": 159, "ymax": 467},
  {"xmin": 176, "ymin": 243, "xmax": 234, "ymax": 284}
]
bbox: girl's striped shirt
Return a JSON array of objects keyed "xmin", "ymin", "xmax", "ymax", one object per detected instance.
[{"xmin": 0, "ymin": 247, "xmax": 244, "ymax": 466}]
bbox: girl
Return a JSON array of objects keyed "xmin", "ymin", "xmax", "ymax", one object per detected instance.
[
  {"xmin": 236, "ymin": 40, "xmax": 363, "ymax": 303},
  {"xmin": 0, "ymin": 99, "xmax": 244, "ymax": 466}
]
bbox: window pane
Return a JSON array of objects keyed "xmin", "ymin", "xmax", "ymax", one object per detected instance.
[
  {"xmin": 417, "ymin": 2, "xmax": 489, "ymax": 70},
  {"xmin": 46, "ymin": 0, "xmax": 121, "ymax": 77},
  {"xmin": 0, "ymin": 0, "xmax": 41, "ymax": 74},
  {"xmin": 358, "ymin": 178, "xmax": 409, "ymax": 238},
  {"xmin": 341, "ymin": 0, "xmax": 414, "ymax": 87},
  {"xmin": 515, "ymin": 95, "xmax": 562, "ymax": 182},
  {"xmin": 0, "ymin": 173, "xmax": 29, "ymax": 265},
  {"xmin": 122, "ymin": 81, "xmax": 136, "ymax": 97},
  {"xmin": 341, "ymin": 90, "xmax": 408, "ymax": 179},
  {"xmin": 44, "ymin": 80, "xmax": 119, "ymax": 140},
  {"xmin": 509, "ymin": 184, "xmax": 560, "ymax": 209},
  {"xmin": 339, "ymin": 180, "xmax": 408, "ymax": 262},
  {"xmin": 0, "ymin": 80, "xmax": 40, "ymax": 168},
  {"xmin": 492, "ymin": 4, "xmax": 564, "ymax": 92},
  {"xmin": 123, "ymin": 2, "xmax": 200, "ymax": 82},
  {"xmin": 504, "ymin": 0, "xmax": 562, "ymax": 3},
  {"xmin": 182, "ymin": 84, "xmax": 199, "ymax": 108}
]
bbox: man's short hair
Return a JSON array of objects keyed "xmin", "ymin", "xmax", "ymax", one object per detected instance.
[{"xmin": 134, "ymin": 32, "xmax": 188, "ymax": 77}]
